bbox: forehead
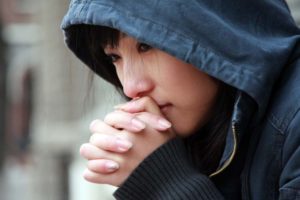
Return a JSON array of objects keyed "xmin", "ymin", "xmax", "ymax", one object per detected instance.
[{"xmin": 104, "ymin": 34, "xmax": 137, "ymax": 50}]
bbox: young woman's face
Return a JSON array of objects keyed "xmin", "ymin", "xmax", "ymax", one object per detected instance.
[{"xmin": 104, "ymin": 36, "xmax": 219, "ymax": 136}]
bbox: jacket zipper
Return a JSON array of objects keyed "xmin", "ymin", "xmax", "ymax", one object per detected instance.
[{"xmin": 209, "ymin": 122, "xmax": 238, "ymax": 177}]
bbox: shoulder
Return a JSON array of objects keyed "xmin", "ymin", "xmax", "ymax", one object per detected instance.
[
  {"xmin": 266, "ymin": 58, "xmax": 300, "ymax": 135},
  {"xmin": 259, "ymin": 59, "xmax": 300, "ymax": 193}
]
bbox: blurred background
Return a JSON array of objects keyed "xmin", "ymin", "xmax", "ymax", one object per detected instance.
[{"xmin": 0, "ymin": 1, "xmax": 299, "ymax": 200}]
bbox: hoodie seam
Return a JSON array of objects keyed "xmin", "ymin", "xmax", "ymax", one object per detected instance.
[
  {"xmin": 268, "ymin": 101, "xmax": 300, "ymax": 135},
  {"xmin": 68, "ymin": 0, "xmax": 261, "ymax": 79}
]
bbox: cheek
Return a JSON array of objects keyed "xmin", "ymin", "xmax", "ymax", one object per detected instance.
[
  {"xmin": 170, "ymin": 103, "xmax": 215, "ymax": 137},
  {"xmin": 150, "ymin": 50, "xmax": 220, "ymax": 135},
  {"xmin": 170, "ymin": 78, "xmax": 219, "ymax": 136},
  {"xmin": 115, "ymin": 67, "xmax": 124, "ymax": 84}
]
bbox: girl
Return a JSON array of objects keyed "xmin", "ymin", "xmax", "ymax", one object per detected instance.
[{"xmin": 61, "ymin": 0, "xmax": 300, "ymax": 199}]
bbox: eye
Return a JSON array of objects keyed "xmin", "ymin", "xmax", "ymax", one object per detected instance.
[
  {"xmin": 106, "ymin": 53, "xmax": 120, "ymax": 63},
  {"xmin": 138, "ymin": 43, "xmax": 152, "ymax": 53}
]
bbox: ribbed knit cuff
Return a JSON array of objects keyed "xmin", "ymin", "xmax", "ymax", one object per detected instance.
[{"xmin": 113, "ymin": 138, "xmax": 224, "ymax": 200}]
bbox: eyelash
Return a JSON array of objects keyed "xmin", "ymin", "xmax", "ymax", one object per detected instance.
[
  {"xmin": 106, "ymin": 43, "xmax": 152, "ymax": 63},
  {"xmin": 107, "ymin": 54, "xmax": 120, "ymax": 63},
  {"xmin": 138, "ymin": 43, "xmax": 152, "ymax": 53}
]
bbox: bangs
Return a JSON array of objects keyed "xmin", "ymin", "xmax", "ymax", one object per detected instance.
[
  {"xmin": 64, "ymin": 24, "xmax": 123, "ymax": 91},
  {"xmin": 90, "ymin": 25, "xmax": 121, "ymax": 49}
]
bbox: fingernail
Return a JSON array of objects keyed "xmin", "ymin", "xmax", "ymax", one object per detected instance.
[
  {"xmin": 106, "ymin": 161, "xmax": 119, "ymax": 172},
  {"xmin": 131, "ymin": 118, "xmax": 146, "ymax": 130},
  {"xmin": 116, "ymin": 138, "xmax": 133, "ymax": 152},
  {"xmin": 158, "ymin": 119, "xmax": 172, "ymax": 129}
]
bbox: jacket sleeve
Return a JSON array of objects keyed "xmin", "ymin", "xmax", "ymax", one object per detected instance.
[
  {"xmin": 279, "ymin": 110, "xmax": 300, "ymax": 200},
  {"xmin": 113, "ymin": 138, "xmax": 224, "ymax": 200}
]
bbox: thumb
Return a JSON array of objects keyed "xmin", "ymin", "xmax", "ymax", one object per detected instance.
[
  {"xmin": 114, "ymin": 96, "xmax": 162, "ymax": 116},
  {"xmin": 115, "ymin": 96, "xmax": 174, "ymax": 135}
]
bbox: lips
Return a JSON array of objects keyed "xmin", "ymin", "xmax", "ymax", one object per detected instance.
[{"xmin": 159, "ymin": 103, "xmax": 172, "ymax": 113}]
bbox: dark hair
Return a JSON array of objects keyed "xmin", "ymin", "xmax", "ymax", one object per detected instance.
[
  {"xmin": 185, "ymin": 84, "xmax": 236, "ymax": 175},
  {"xmin": 65, "ymin": 24, "xmax": 123, "ymax": 93},
  {"xmin": 65, "ymin": 24, "xmax": 236, "ymax": 175}
]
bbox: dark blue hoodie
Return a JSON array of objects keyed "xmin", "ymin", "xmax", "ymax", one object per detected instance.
[{"xmin": 61, "ymin": 0, "xmax": 300, "ymax": 199}]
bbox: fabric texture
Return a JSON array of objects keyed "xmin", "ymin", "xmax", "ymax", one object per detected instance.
[
  {"xmin": 61, "ymin": 0, "xmax": 300, "ymax": 199},
  {"xmin": 114, "ymin": 138, "xmax": 224, "ymax": 200}
]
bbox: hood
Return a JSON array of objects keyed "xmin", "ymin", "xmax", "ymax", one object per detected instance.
[
  {"xmin": 61, "ymin": 0, "xmax": 300, "ymax": 115},
  {"xmin": 61, "ymin": 0, "xmax": 300, "ymax": 175}
]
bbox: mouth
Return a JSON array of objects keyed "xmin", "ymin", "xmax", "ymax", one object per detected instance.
[{"xmin": 159, "ymin": 103, "xmax": 172, "ymax": 113}]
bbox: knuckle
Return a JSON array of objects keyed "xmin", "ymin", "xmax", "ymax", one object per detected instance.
[
  {"xmin": 134, "ymin": 111, "xmax": 149, "ymax": 121},
  {"xmin": 141, "ymin": 96, "xmax": 151, "ymax": 104},
  {"xmin": 89, "ymin": 134, "xmax": 100, "ymax": 144},
  {"xmin": 103, "ymin": 112, "xmax": 113, "ymax": 123},
  {"xmin": 89, "ymin": 134, "xmax": 95, "ymax": 142},
  {"xmin": 119, "ymin": 129, "xmax": 130, "ymax": 137},
  {"xmin": 90, "ymin": 134, "xmax": 118, "ymax": 151},
  {"xmin": 80, "ymin": 143, "xmax": 107, "ymax": 160},
  {"xmin": 89, "ymin": 119, "xmax": 98, "ymax": 132},
  {"xmin": 104, "ymin": 139, "xmax": 116, "ymax": 150},
  {"xmin": 129, "ymin": 115, "xmax": 138, "ymax": 124},
  {"xmin": 79, "ymin": 143, "xmax": 89, "ymax": 157},
  {"xmin": 89, "ymin": 119, "xmax": 104, "ymax": 133},
  {"xmin": 104, "ymin": 110, "xmax": 120, "ymax": 123},
  {"xmin": 125, "ymin": 113, "xmax": 136, "ymax": 123}
]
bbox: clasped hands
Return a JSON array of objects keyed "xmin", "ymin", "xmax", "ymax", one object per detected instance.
[{"xmin": 80, "ymin": 97, "xmax": 175, "ymax": 186}]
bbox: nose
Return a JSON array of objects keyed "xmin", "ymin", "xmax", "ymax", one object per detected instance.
[{"xmin": 122, "ymin": 63, "xmax": 154, "ymax": 99}]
